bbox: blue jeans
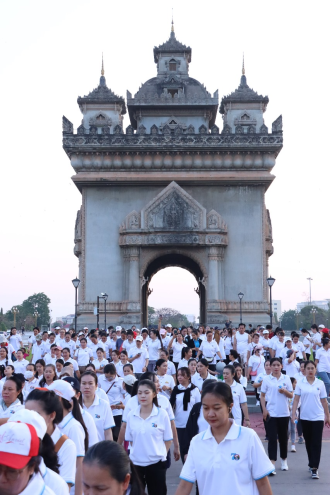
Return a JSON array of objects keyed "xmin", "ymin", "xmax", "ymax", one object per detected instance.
[{"xmin": 317, "ymin": 372, "xmax": 330, "ymax": 397}]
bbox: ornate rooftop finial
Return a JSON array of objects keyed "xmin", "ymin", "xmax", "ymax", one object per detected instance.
[
  {"xmin": 101, "ymin": 53, "xmax": 104, "ymax": 76},
  {"xmin": 171, "ymin": 9, "xmax": 174, "ymax": 33},
  {"xmin": 242, "ymin": 53, "xmax": 245, "ymax": 75}
]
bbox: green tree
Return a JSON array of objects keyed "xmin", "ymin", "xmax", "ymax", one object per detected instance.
[
  {"xmin": 281, "ymin": 310, "xmax": 296, "ymax": 331},
  {"xmin": 5, "ymin": 293, "xmax": 51, "ymax": 330},
  {"xmin": 300, "ymin": 305, "xmax": 327, "ymax": 329},
  {"xmin": 150, "ymin": 307, "xmax": 191, "ymax": 328}
]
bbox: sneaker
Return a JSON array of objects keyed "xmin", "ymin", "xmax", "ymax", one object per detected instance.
[
  {"xmin": 281, "ymin": 459, "xmax": 289, "ymax": 471},
  {"xmin": 269, "ymin": 470, "xmax": 276, "ymax": 476},
  {"xmin": 291, "ymin": 445, "xmax": 296, "ymax": 452},
  {"xmin": 298, "ymin": 437, "xmax": 304, "ymax": 444},
  {"xmin": 311, "ymin": 469, "xmax": 319, "ymax": 479},
  {"xmin": 256, "ymin": 400, "xmax": 260, "ymax": 406}
]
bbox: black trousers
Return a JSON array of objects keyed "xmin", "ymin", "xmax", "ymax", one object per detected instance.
[
  {"xmin": 177, "ymin": 427, "xmax": 189, "ymax": 463},
  {"xmin": 112, "ymin": 414, "xmax": 122, "ymax": 442},
  {"xmin": 300, "ymin": 420, "xmax": 324, "ymax": 469},
  {"xmin": 267, "ymin": 416, "xmax": 289, "ymax": 461},
  {"xmin": 135, "ymin": 460, "xmax": 167, "ymax": 495}
]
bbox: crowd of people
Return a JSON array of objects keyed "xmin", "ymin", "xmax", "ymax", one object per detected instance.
[{"xmin": 0, "ymin": 321, "xmax": 329, "ymax": 495}]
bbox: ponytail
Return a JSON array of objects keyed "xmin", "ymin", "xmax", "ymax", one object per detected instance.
[
  {"xmin": 62, "ymin": 397, "xmax": 89, "ymax": 452},
  {"xmin": 39, "ymin": 433, "xmax": 60, "ymax": 474}
]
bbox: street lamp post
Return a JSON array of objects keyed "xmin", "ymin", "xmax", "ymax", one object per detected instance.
[
  {"xmin": 295, "ymin": 310, "xmax": 299, "ymax": 330},
  {"xmin": 34, "ymin": 303, "xmax": 38, "ymax": 327},
  {"xmin": 12, "ymin": 307, "xmax": 19, "ymax": 327},
  {"xmin": 101, "ymin": 293, "xmax": 108, "ymax": 331},
  {"xmin": 72, "ymin": 277, "xmax": 80, "ymax": 333},
  {"xmin": 96, "ymin": 296, "xmax": 100, "ymax": 329},
  {"xmin": 311, "ymin": 307, "xmax": 316, "ymax": 325},
  {"xmin": 266, "ymin": 276, "xmax": 276, "ymax": 327},
  {"xmin": 307, "ymin": 278, "xmax": 313, "ymax": 306},
  {"xmin": 238, "ymin": 292, "xmax": 244, "ymax": 324}
]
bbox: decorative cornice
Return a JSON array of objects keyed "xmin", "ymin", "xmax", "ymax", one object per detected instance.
[{"xmin": 119, "ymin": 232, "xmax": 228, "ymax": 247}]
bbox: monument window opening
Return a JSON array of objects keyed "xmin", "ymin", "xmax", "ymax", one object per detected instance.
[
  {"xmin": 169, "ymin": 60, "xmax": 177, "ymax": 71},
  {"xmin": 168, "ymin": 89, "xmax": 179, "ymax": 97}
]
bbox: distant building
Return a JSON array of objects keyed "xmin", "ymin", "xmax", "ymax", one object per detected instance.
[
  {"xmin": 55, "ymin": 314, "xmax": 75, "ymax": 325},
  {"xmin": 272, "ymin": 300, "xmax": 282, "ymax": 319},
  {"xmin": 297, "ymin": 300, "xmax": 330, "ymax": 312}
]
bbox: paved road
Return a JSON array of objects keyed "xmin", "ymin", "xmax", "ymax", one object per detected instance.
[{"xmin": 167, "ymin": 415, "xmax": 330, "ymax": 495}]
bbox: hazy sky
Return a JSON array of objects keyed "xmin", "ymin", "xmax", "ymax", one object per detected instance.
[{"xmin": 1, "ymin": 0, "xmax": 329, "ymax": 321}]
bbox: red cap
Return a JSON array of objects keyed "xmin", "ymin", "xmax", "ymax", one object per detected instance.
[{"xmin": 0, "ymin": 422, "xmax": 40, "ymax": 469}]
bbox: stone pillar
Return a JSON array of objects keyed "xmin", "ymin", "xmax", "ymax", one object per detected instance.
[
  {"xmin": 208, "ymin": 247, "xmax": 220, "ymax": 300},
  {"xmin": 128, "ymin": 247, "xmax": 140, "ymax": 301}
]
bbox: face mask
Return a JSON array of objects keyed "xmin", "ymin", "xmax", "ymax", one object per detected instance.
[{"xmin": 24, "ymin": 370, "xmax": 34, "ymax": 379}]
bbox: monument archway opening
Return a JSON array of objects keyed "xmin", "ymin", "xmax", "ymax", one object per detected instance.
[{"xmin": 141, "ymin": 253, "xmax": 206, "ymax": 327}]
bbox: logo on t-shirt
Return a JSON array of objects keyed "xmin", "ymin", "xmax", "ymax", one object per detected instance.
[
  {"xmin": 95, "ymin": 414, "xmax": 100, "ymax": 418},
  {"xmin": 231, "ymin": 453, "xmax": 240, "ymax": 461},
  {"xmin": 152, "ymin": 423, "xmax": 157, "ymax": 428}
]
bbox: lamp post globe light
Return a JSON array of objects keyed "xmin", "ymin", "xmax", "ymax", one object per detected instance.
[
  {"xmin": 72, "ymin": 277, "xmax": 80, "ymax": 333},
  {"xmin": 238, "ymin": 292, "xmax": 244, "ymax": 324},
  {"xmin": 266, "ymin": 276, "xmax": 275, "ymax": 327},
  {"xmin": 311, "ymin": 307, "xmax": 316, "ymax": 325}
]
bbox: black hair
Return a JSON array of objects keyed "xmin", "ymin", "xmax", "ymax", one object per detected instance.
[
  {"xmin": 62, "ymin": 396, "xmax": 89, "ymax": 452},
  {"xmin": 290, "ymin": 376, "xmax": 297, "ymax": 386},
  {"xmin": 188, "ymin": 358, "xmax": 197, "ymax": 365},
  {"xmin": 123, "ymin": 363, "xmax": 133, "ymax": 372},
  {"xmin": 238, "ymin": 323, "xmax": 246, "ymax": 328},
  {"xmin": 304, "ymin": 360, "xmax": 316, "ymax": 369},
  {"xmin": 181, "ymin": 346, "xmax": 191, "ymax": 360},
  {"xmin": 155, "ymin": 359, "xmax": 166, "ymax": 370},
  {"xmin": 201, "ymin": 381, "xmax": 234, "ymax": 409},
  {"xmin": 137, "ymin": 379, "xmax": 159, "ymax": 407},
  {"xmin": 80, "ymin": 337, "xmax": 87, "ymax": 343},
  {"xmin": 120, "ymin": 350, "xmax": 128, "ymax": 357},
  {"xmin": 84, "ymin": 441, "xmax": 144, "ymax": 495},
  {"xmin": 322, "ymin": 338, "xmax": 330, "ymax": 347},
  {"xmin": 301, "ymin": 328, "xmax": 310, "ymax": 336},
  {"xmin": 229, "ymin": 349, "xmax": 240, "ymax": 362},
  {"xmin": 5, "ymin": 374, "xmax": 24, "ymax": 403},
  {"xmin": 131, "ymin": 371, "xmax": 156, "ymax": 397},
  {"xmin": 223, "ymin": 364, "xmax": 240, "ymax": 383},
  {"xmin": 159, "ymin": 348, "xmax": 169, "ymax": 357},
  {"xmin": 39, "ymin": 364, "xmax": 56, "ymax": 387},
  {"xmin": 26, "ymin": 389, "xmax": 64, "ymax": 425},
  {"xmin": 265, "ymin": 325, "xmax": 272, "ymax": 330},
  {"xmin": 86, "ymin": 363, "xmax": 96, "ymax": 370},
  {"xmin": 96, "ymin": 347, "xmax": 105, "ymax": 353},
  {"xmin": 270, "ymin": 357, "xmax": 282, "ymax": 366},
  {"xmin": 62, "ymin": 347, "xmax": 70, "ymax": 354},
  {"xmin": 311, "ymin": 324, "xmax": 318, "ymax": 330},
  {"xmin": 104, "ymin": 363, "xmax": 117, "ymax": 375},
  {"xmin": 63, "ymin": 362, "xmax": 72, "ymax": 368},
  {"xmin": 50, "ymin": 343, "xmax": 57, "ymax": 349},
  {"xmin": 123, "ymin": 382, "xmax": 134, "ymax": 396},
  {"xmin": 198, "ymin": 358, "xmax": 210, "ymax": 368},
  {"xmin": 126, "ymin": 330, "xmax": 134, "ymax": 336},
  {"xmin": 56, "ymin": 358, "xmax": 64, "ymax": 366},
  {"xmin": 39, "ymin": 432, "xmax": 60, "ymax": 473}
]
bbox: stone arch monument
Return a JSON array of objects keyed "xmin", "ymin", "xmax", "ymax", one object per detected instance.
[{"xmin": 63, "ymin": 25, "xmax": 283, "ymax": 328}]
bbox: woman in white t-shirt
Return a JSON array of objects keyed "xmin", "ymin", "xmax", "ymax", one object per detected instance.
[
  {"xmin": 8, "ymin": 328, "xmax": 23, "ymax": 353},
  {"xmin": 0, "ymin": 346, "xmax": 12, "ymax": 372},
  {"xmin": 168, "ymin": 332, "xmax": 188, "ymax": 369},
  {"xmin": 125, "ymin": 379, "xmax": 172, "ymax": 495},
  {"xmin": 247, "ymin": 346, "xmax": 265, "ymax": 383},
  {"xmin": 39, "ymin": 364, "xmax": 57, "ymax": 389},
  {"xmin": 155, "ymin": 359, "xmax": 175, "ymax": 399},
  {"xmin": 49, "ymin": 380, "xmax": 88, "ymax": 495},
  {"xmin": 94, "ymin": 348, "xmax": 108, "ymax": 373},
  {"xmin": 159, "ymin": 349, "xmax": 176, "ymax": 382},
  {"xmin": 0, "ymin": 375, "xmax": 24, "ymax": 419},
  {"xmin": 169, "ymin": 367, "xmax": 201, "ymax": 462},
  {"xmin": 188, "ymin": 358, "xmax": 197, "ymax": 380},
  {"xmin": 260, "ymin": 357, "xmax": 293, "ymax": 474},
  {"xmin": 301, "ymin": 329, "xmax": 313, "ymax": 360},
  {"xmin": 223, "ymin": 365, "xmax": 250, "ymax": 427},
  {"xmin": 146, "ymin": 330, "xmax": 163, "ymax": 372},
  {"xmin": 233, "ymin": 363, "xmax": 247, "ymax": 389},
  {"xmin": 191, "ymin": 359, "xmax": 217, "ymax": 392},
  {"xmin": 176, "ymin": 381, "xmax": 274, "ymax": 495},
  {"xmin": 81, "ymin": 371, "xmax": 114, "ymax": 442},
  {"xmin": 26, "ymin": 388, "xmax": 77, "ymax": 489},
  {"xmin": 178, "ymin": 346, "xmax": 193, "ymax": 369},
  {"xmin": 292, "ymin": 360, "xmax": 330, "ymax": 479},
  {"xmin": 74, "ymin": 338, "xmax": 93, "ymax": 373}
]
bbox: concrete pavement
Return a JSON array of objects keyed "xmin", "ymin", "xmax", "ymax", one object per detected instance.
[{"xmin": 166, "ymin": 413, "xmax": 330, "ymax": 495}]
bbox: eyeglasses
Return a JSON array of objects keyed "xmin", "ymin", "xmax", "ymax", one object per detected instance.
[{"xmin": 0, "ymin": 465, "xmax": 25, "ymax": 480}]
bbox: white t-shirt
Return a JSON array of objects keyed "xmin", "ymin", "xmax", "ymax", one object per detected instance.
[
  {"xmin": 173, "ymin": 384, "xmax": 201, "ymax": 428},
  {"xmin": 0, "ymin": 357, "xmax": 13, "ymax": 367},
  {"xmin": 82, "ymin": 394, "xmax": 115, "ymax": 441},
  {"xmin": 13, "ymin": 358, "xmax": 29, "ymax": 374},
  {"xmin": 283, "ymin": 358, "xmax": 300, "ymax": 377},
  {"xmin": 74, "ymin": 347, "xmax": 93, "ymax": 366},
  {"xmin": 128, "ymin": 346, "xmax": 149, "ymax": 373},
  {"xmin": 147, "ymin": 339, "xmax": 162, "ymax": 361},
  {"xmin": 122, "ymin": 394, "xmax": 175, "ymax": 422},
  {"xmin": 235, "ymin": 333, "xmax": 249, "ymax": 355},
  {"xmin": 39, "ymin": 457, "xmax": 69, "ymax": 495},
  {"xmin": 312, "ymin": 332, "xmax": 322, "ymax": 350},
  {"xmin": 51, "ymin": 425, "xmax": 76, "ymax": 485},
  {"xmin": 172, "ymin": 341, "xmax": 188, "ymax": 363},
  {"xmin": 292, "ymin": 341, "xmax": 305, "ymax": 359},
  {"xmin": 229, "ymin": 381, "xmax": 247, "ymax": 424},
  {"xmin": 191, "ymin": 372, "xmax": 217, "ymax": 392},
  {"xmin": 271, "ymin": 340, "xmax": 285, "ymax": 357},
  {"xmin": 199, "ymin": 340, "xmax": 220, "ymax": 365},
  {"xmin": 157, "ymin": 374, "xmax": 176, "ymax": 399},
  {"xmin": 98, "ymin": 375, "xmax": 125, "ymax": 416},
  {"xmin": 58, "ymin": 411, "xmax": 86, "ymax": 457},
  {"xmin": 32, "ymin": 343, "xmax": 46, "ymax": 363},
  {"xmin": 125, "ymin": 405, "xmax": 172, "ymax": 466},
  {"xmin": 8, "ymin": 334, "xmax": 22, "ymax": 352},
  {"xmin": 295, "ymin": 377, "xmax": 327, "ymax": 421},
  {"xmin": 180, "ymin": 422, "xmax": 274, "ymax": 495},
  {"xmin": 122, "ymin": 340, "xmax": 137, "ymax": 354},
  {"xmin": 94, "ymin": 358, "xmax": 109, "ymax": 371},
  {"xmin": 44, "ymin": 354, "xmax": 57, "ymax": 366},
  {"xmin": 223, "ymin": 336, "xmax": 234, "ymax": 355},
  {"xmin": 178, "ymin": 358, "xmax": 191, "ymax": 369},
  {"xmin": 0, "ymin": 398, "xmax": 24, "ymax": 418},
  {"xmin": 315, "ymin": 347, "xmax": 330, "ymax": 373},
  {"xmin": 260, "ymin": 373, "xmax": 293, "ymax": 417},
  {"xmin": 81, "ymin": 407, "xmax": 99, "ymax": 447},
  {"xmin": 302, "ymin": 336, "xmax": 312, "ymax": 353},
  {"xmin": 166, "ymin": 360, "xmax": 176, "ymax": 376},
  {"xmin": 248, "ymin": 355, "xmax": 265, "ymax": 376}
]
